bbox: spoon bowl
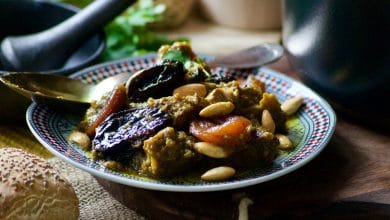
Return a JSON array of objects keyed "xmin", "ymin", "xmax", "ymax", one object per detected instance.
[
  {"xmin": 0, "ymin": 72, "xmax": 131, "ymax": 110},
  {"xmin": 208, "ymin": 43, "xmax": 284, "ymax": 69}
]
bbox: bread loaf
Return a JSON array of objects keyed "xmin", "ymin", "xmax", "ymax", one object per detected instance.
[{"xmin": 0, "ymin": 148, "xmax": 79, "ymax": 220}]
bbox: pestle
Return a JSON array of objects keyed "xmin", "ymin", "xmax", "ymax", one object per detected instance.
[{"xmin": 0, "ymin": 0, "xmax": 136, "ymax": 72}]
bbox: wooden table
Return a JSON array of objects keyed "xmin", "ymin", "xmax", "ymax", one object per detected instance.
[{"xmin": 96, "ymin": 53, "xmax": 390, "ymax": 219}]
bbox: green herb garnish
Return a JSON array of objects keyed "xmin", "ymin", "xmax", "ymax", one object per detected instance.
[
  {"xmin": 102, "ymin": 0, "xmax": 188, "ymax": 61},
  {"xmin": 51, "ymin": 0, "xmax": 188, "ymax": 61}
]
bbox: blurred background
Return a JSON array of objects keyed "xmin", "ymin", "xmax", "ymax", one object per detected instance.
[{"xmin": 50, "ymin": 0, "xmax": 282, "ymax": 59}]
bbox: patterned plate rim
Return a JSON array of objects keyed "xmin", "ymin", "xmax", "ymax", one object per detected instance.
[{"xmin": 26, "ymin": 54, "xmax": 336, "ymax": 192}]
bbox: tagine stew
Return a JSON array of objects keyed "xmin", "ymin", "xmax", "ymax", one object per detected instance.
[{"xmin": 69, "ymin": 42, "xmax": 302, "ymax": 181}]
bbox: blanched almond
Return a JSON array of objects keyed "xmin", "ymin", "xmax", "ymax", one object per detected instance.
[
  {"xmin": 281, "ymin": 96, "xmax": 304, "ymax": 116},
  {"xmin": 201, "ymin": 166, "xmax": 236, "ymax": 181},
  {"xmin": 261, "ymin": 109, "xmax": 275, "ymax": 133},
  {"xmin": 68, "ymin": 131, "xmax": 91, "ymax": 150},
  {"xmin": 275, "ymin": 134, "xmax": 294, "ymax": 150},
  {"xmin": 173, "ymin": 83, "xmax": 207, "ymax": 98},
  {"xmin": 194, "ymin": 142, "xmax": 232, "ymax": 158},
  {"xmin": 199, "ymin": 101, "xmax": 235, "ymax": 117}
]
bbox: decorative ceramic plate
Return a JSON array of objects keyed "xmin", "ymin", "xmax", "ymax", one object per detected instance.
[{"xmin": 27, "ymin": 54, "xmax": 336, "ymax": 192}]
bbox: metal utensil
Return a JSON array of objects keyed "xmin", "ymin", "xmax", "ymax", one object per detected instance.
[
  {"xmin": 0, "ymin": 72, "xmax": 131, "ymax": 108},
  {"xmin": 0, "ymin": 43, "xmax": 284, "ymax": 107},
  {"xmin": 208, "ymin": 43, "xmax": 283, "ymax": 69}
]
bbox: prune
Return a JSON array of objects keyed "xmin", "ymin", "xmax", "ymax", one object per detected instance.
[
  {"xmin": 93, "ymin": 107, "xmax": 171, "ymax": 164},
  {"xmin": 126, "ymin": 61, "xmax": 185, "ymax": 102}
]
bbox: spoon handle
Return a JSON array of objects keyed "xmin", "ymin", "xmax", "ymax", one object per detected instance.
[
  {"xmin": 1, "ymin": 0, "xmax": 136, "ymax": 71},
  {"xmin": 48, "ymin": 0, "xmax": 136, "ymax": 45}
]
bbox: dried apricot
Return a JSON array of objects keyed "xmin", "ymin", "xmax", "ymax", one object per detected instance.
[
  {"xmin": 85, "ymin": 84, "xmax": 127, "ymax": 137},
  {"xmin": 189, "ymin": 115, "xmax": 251, "ymax": 146}
]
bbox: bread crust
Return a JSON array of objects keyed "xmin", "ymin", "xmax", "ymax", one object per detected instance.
[{"xmin": 0, "ymin": 148, "xmax": 79, "ymax": 220}]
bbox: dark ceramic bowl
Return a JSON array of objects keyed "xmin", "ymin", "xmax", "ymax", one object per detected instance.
[
  {"xmin": 282, "ymin": 0, "xmax": 390, "ymax": 122},
  {"xmin": 0, "ymin": 0, "xmax": 105, "ymax": 124},
  {"xmin": 0, "ymin": 0, "xmax": 105, "ymax": 75}
]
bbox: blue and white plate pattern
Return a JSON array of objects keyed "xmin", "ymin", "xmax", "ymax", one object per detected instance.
[{"xmin": 27, "ymin": 54, "xmax": 336, "ymax": 192}]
